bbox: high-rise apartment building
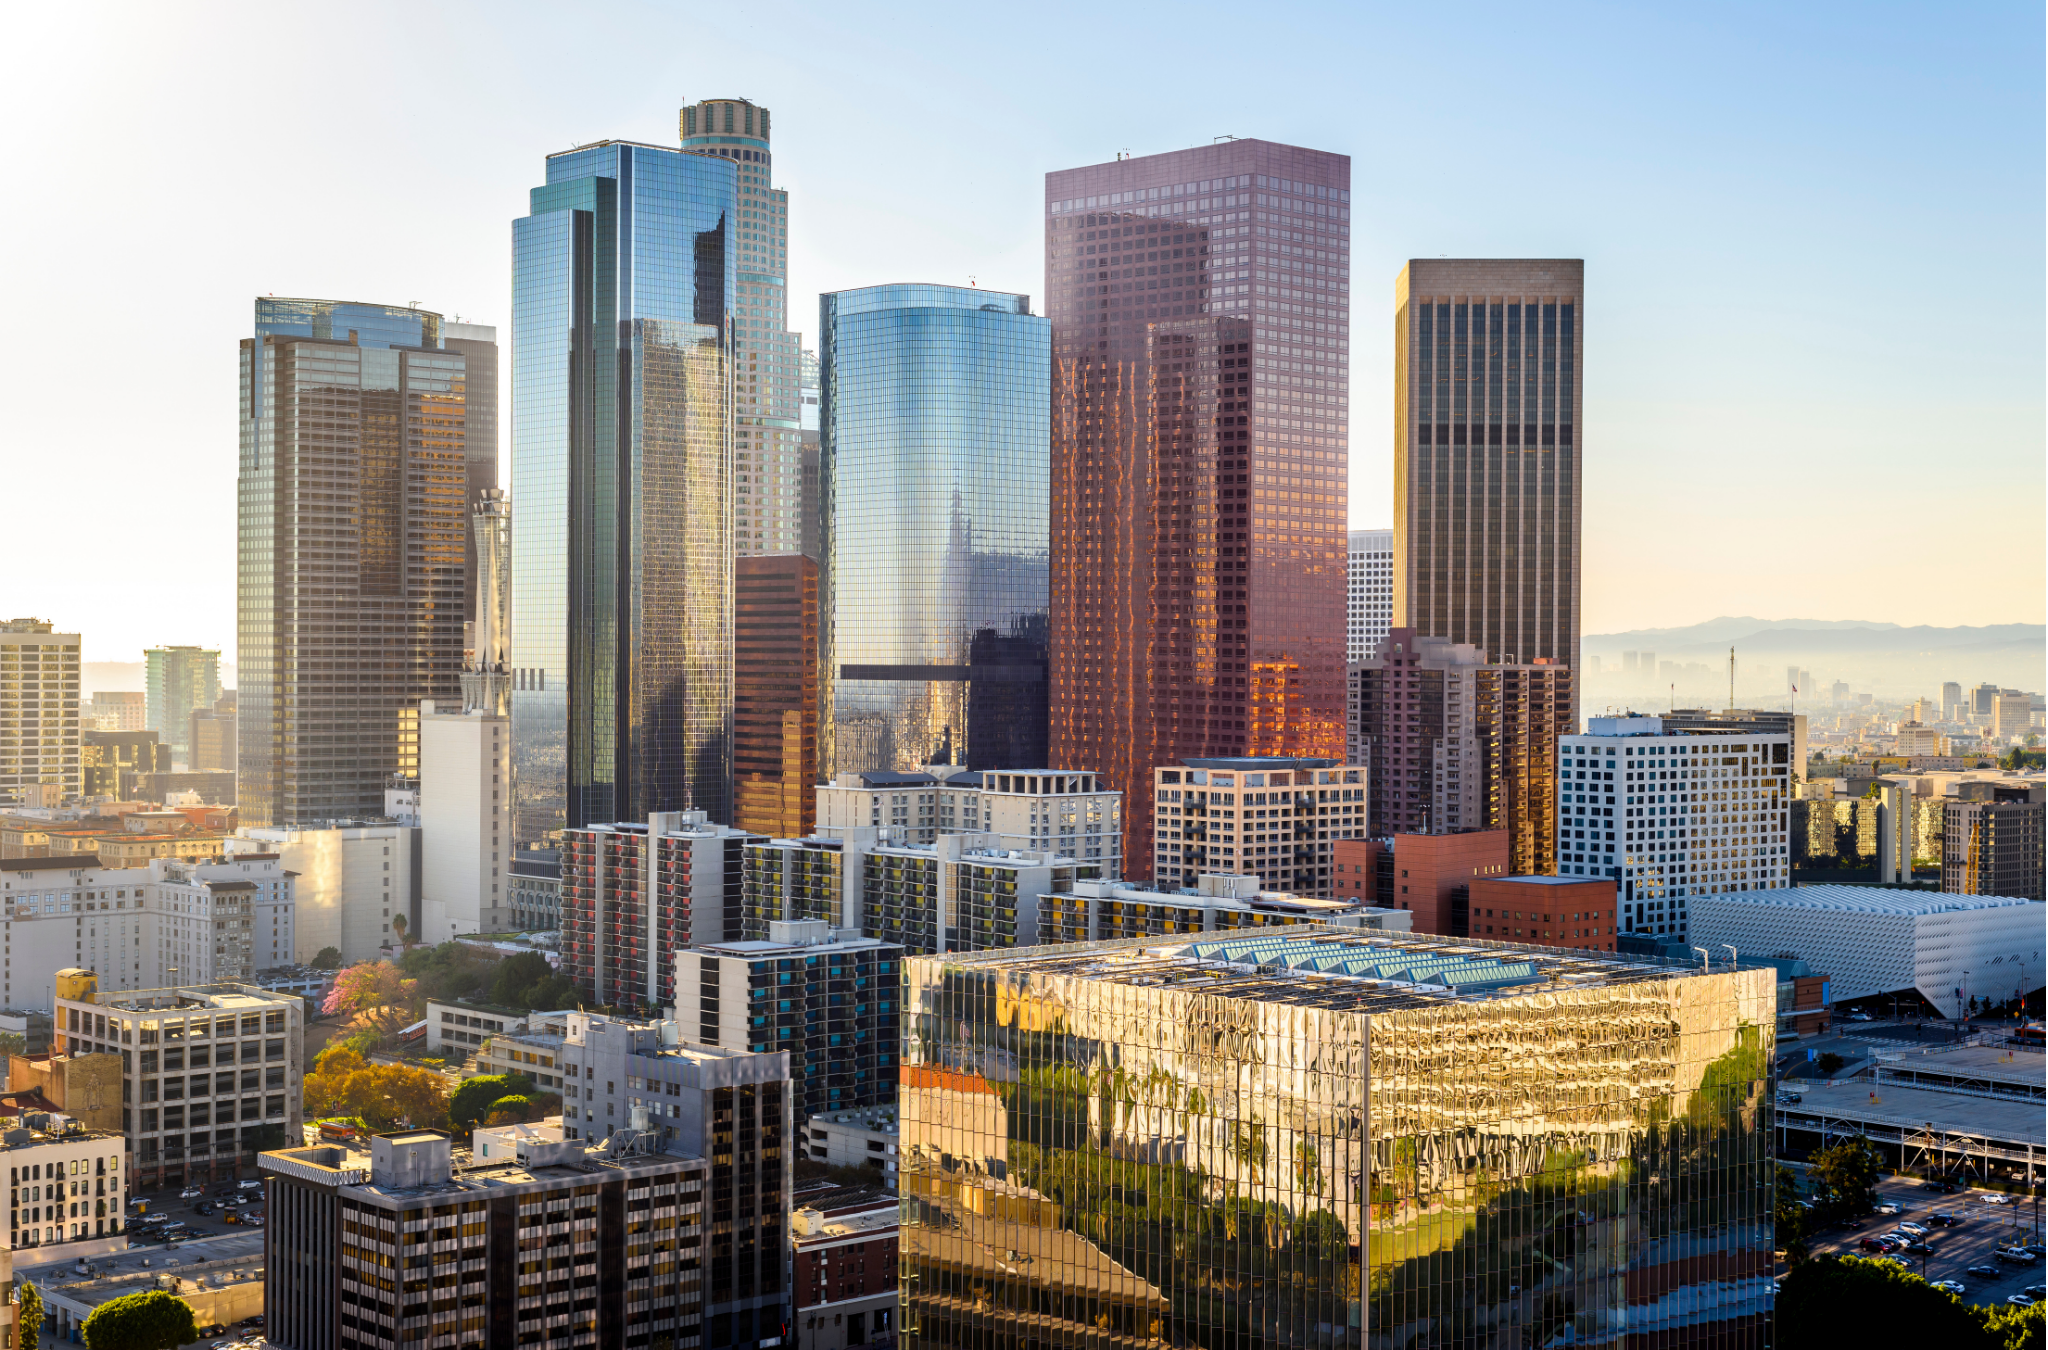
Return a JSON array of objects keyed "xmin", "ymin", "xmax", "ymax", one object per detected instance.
[
  {"xmin": 1942, "ymin": 786, "xmax": 2044, "ymax": 901},
  {"xmin": 1393, "ymin": 261, "xmax": 1584, "ymax": 700},
  {"xmin": 901, "ymin": 933, "xmax": 1774, "ymax": 1350},
  {"xmin": 1346, "ymin": 528, "xmax": 1393, "ymax": 661},
  {"xmin": 1941, "ymin": 681, "xmax": 1964, "ymax": 720},
  {"xmin": 1348, "ymin": 628, "xmax": 1572, "ymax": 873},
  {"xmin": 1559, "ymin": 715, "xmax": 1792, "ymax": 941},
  {"xmin": 734, "ymin": 554, "xmax": 818, "ymax": 840},
  {"xmin": 1972, "ymin": 681, "xmax": 1999, "ymax": 716},
  {"xmin": 676, "ymin": 920, "xmax": 900, "ymax": 1122},
  {"xmin": 2, "ymin": 619, "xmax": 81, "ymax": 806},
  {"xmin": 1151, "ymin": 756, "xmax": 1367, "ymax": 895},
  {"xmin": 821, "ymin": 285, "xmax": 1050, "ymax": 776},
  {"xmin": 87, "ymin": 692, "xmax": 145, "ymax": 733},
  {"xmin": 560, "ymin": 812, "xmax": 757, "ymax": 1012},
  {"xmin": 1046, "ymin": 143, "xmax": 1352, "ymax": 880},
  {"xmin": 680, "ymin": 97, "xmax": 803, "ymax": 560},
  {"xmin": 238, "ymin": 299, "xmax": 468, "ymax": 827},
  {"xmin": 144, "ymin": 647, "xmax": 220, "ymax": 767},
  {"xmin": 511, "ymin": 135, "xmax": 738, "ymax": 849},
  {"xmin": 1992, "ymin": 688, "xmax": 2033, "ymax": 741}
]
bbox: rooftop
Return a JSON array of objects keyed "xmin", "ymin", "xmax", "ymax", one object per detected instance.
[
  {"xmin": 1480, "ymin": 874, "xmax": 1615, "ymax": 889},
  {"xmin": 81, "ymin": 982, "xmax": 303, "ymax": 1011},
  {"xmin": 1696, "ymin": 885, "xmax": 2039, "ymax": 916},
  {"xmin": 927, "ymin": 925, "xmax": 1730, "ymax": 1011}
]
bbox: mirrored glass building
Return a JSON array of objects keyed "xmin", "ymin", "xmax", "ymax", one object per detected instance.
[
  {"xmin": 820, "ymin": 285, "xmax": 1050, "ymax": 775},
  {"xmin": 901, "ymin": 928, "xmax": 1775, "ymax": 1348},
  {"xmin": 511, "ymin": 139, "xmax": 738, "ymax": 855}
]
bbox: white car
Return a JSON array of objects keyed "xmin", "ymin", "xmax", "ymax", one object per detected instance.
[
  {"xmin": 179, "ymin": 1187, "xmax": 202, "ymax": 1200},
  {"xmin": 1898, "ymin": 1222, "xmax": 1929, "ymax": 1236},
  {"xmin": 1981, "ymin": 1194, "xmax": 2010, "ymax": 1205},
  {"xmin": 1932, "ymin": 1280, "xmax": 1966, "ymax": 1296}
]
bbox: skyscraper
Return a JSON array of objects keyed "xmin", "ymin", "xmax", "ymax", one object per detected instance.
[
  {"xmin": 680, "ymin": 97, "xmax": 804, "ymax": 559},
  {"xmin": 821, "ymin": 284, "xmax": 1050, "ymax": 774},
  {"xmin": 510, "ymin": 136, "xmax": 738, "ymax": 852},
  {"xmin": 143, "ymin": 646, "xmax": 220, "ymax": 766},
  {"xmin": 0, "ymin": 619, "xmax": 80, "ymax": 806},
  {"xmin": 1393, "ymin": 260, "xmax": 1584, "ymax": 690},
  {"xmin": 1346, "ymin": 527, "xmax": 1392, "ymax": 661},
  {"xmin": 238, "ymin": 299, "xmax": 468, "ymax": 827},
  {"xmin": 1046, "ymin": 142, "xmax": 1351, "ymax": 879},
  {"xmin": 734, "ymin": 553, "xmax": 818, "ymax": 839},
  {"xmin": 441, "ymin": 321, "xmax": 500, "ymax": 627}
]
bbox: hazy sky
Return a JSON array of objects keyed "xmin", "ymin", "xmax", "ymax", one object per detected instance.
[{"xmin": 6, "ymin": 0, "xmax": 2040, "ymax": 674}]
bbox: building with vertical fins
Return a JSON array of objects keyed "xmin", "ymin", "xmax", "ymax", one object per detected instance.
[
  {"xmin": 1393, "ymin": 260, "xmax": 1584, "ymax": 699},
  {"xmin": 510, "ymin": 134, "xmax": 738, "ymax": 854},
  {"xmin": 680, "ymin": 98, "xmax": 803, "ymax": 559},
  {"xmin": 820, "ymin": 284, "xmax": 1050, "ymax": 775},
  {"xmin": 1045, "ymin": 143, "xmax": 1351, "ymax": 881},
  {"xmin": 1346, "ymin": 528, "xmax": 1393, "ymax": 662},
  {"xmin": 238, "ymin": 299, "xmax": 468, "ymax": 827}
]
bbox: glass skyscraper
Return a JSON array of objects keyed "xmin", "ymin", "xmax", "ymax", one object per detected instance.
[
  {"xmin": 819, "ymin": 285, "xmax": 1050, "ymax": 774},
  {"xmin": 238, "ymin": 299, "xmax": 468, "ymax": 826},
  {"xmin": 511, "ymin": 138, "xmax": 739, "ymax": 852},
  {"xmin": 901, "ymin": 928, "xmax": 1776, "ymax": 1348},
  {"xmin": 1045, "ymin": 143, "xmax": 1351, "ymax": 882}
]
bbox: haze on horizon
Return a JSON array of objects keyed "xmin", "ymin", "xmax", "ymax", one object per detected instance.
[{"xmin": 4, "ymin": 0, "xmax": 2040, "ymax": 667}]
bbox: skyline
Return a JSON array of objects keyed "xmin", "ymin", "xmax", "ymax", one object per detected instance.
[{"xmin": 4, "ymin": 0, "xmax": 2041, "ymax": 666}]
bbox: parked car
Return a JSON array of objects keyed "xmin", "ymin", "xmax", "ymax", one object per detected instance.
[
  {"xmin": 1932, "ymin": 1280, "xmax": 1966, "ymax": 1296},
  {"xmin": 1860, "ymin": 1238, "xmax": 1890, "ymax": 1253},
  {"xmin": 2008, "ymin": 1294, "xmax": 2038, "ymax": 1308},
  {"xmin": 1968, "ymin": 1264, "xmax": 2003, "ymax": 1279},
  {"xmin": 1848, "ymin": 1011, "xmax": 1874, "ymax": 1022},
  {"xmin": 2024, "ymin": 1284, "xmax": 2046, "ymax": 1298},
  {"xmin": 1903, "ymin": 1241, "xmax": 1933, "ymax": 1255},
  {"xmin": 1981, "ymin": 1194, "xmax": 2011, "ymax": 1206},
  {"xmin": 1929, "ymin": 1211, "xmax": 1961, "ymax": 1226},
  {"xmin": 1996, "ymin": 1247, "xmax": 2040, "ymax": 1264},
  {"xmin": 194, "ymin": 1202, "xmax": 215, "ymax": 1216},
  {"xmin": 1874, "ymin": 1202, "xmax": 1899, "ymax": 1215},
  {"xmin": 1777, "ymin": 1091, "xmax": 1804, "ymax": 1104},
  {"xmin": 1898, "ymin": 1222, "xmax": 1929, "ymax": 1236},
  {"xmin": 238, "ymin": 1179, "xmax": 262, "ymax": 1191}
]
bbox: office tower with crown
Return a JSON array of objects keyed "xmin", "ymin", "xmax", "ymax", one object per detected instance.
[
  {"xmin": 1045, "ymin": 142, "xmax": 1351, "ymax": 880},
  {"xmin": 510, "ymin": 125, "xmax": 739, "ymax": 852}
]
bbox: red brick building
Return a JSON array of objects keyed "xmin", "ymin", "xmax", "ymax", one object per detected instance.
[
  {"xmin": 1467, "ymin": 874, "xmax": 1616, "ymax": 950},
  {"xmin": 1333, "ymin": 830, "xmax": 1510, "ymax": 934},
  {"xmin": 791, "ymin": 1182, "xmax": 898, "ymax": 1350}
]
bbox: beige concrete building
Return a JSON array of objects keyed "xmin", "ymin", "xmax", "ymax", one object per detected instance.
[
  {"xmin": 0, "ymin": 620, "xmax": 81, "ymax": 806},
  {"xmin": 6, "ymin": 1051, "xmax": 123, "ymax": 1132}
]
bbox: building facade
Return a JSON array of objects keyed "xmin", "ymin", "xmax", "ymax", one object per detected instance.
[
  {"xmin": 440, "ymin": 319, "xmax": 501, "ymax": 627},
  {"xmin": 901, "ymin": 930, "xmax": 1775, "ymax": 1349},
  {"xmin": 1047, "ymin": 143, "xmax": 1352, "ymax": 881},
  {"xmin": 143, "ymin": 647, "xmax": 220, "ymax": 767},
  {"xmin": 1663, "ymin": 708, "xmax": 1809, "ymax": 781},
  {"xmin": 1465, "ymin": 873, "xmax": 1617, "ymax": 949},
  {"xmin": 238, "ymin": 299, "xmax": 469, "ymax": 827},
  {"xmin": 1038, "ymin": 872, "xmax": 1382, "ymax": 944},
  {"xmin": 1332, "ymin": 830, "xmax": 1512, "ymax": 931},
  {"xmin": 734, "ymin": 554, "xmax": 819, "ymax": 840},
  {"xmin": 1560, "ymin": 716, "xmax": 1793, "ymax": 943},
  {"xmin": 3, "ymin": 1118, "xmax": 128, "ymax": 1250},
  {"xmin": 1393, "ymin": 261, "xmax": 1584, "ymax": 707},
  {"xmin": 511, "ymin": 135, "xmax": 738, "ymax": 856},
  {"xmin": 189, "ymin": 695, "xmax": 238, "ymax": 774},
  {"xmin": 821, "ymin": 284, "xmax": 1050, "ymax": 777},
  {"xmin": 791, "ymin": 1188, "xmax": 898, "ymax": 1350},
  {"xmin": 1942, "ymin": 791, "xmax": 2044, "ymax": 901},
  {"xmin": 1151, "ymin": 757, "xmax": 1367, "ymax": 895},
  {"xmin": 1, "ymin": 620, "xmax": 81, "ymax": 806},
  {"xmin": 231, "ymin": 823, "xmax": 413, "ymax": 963},
  {"xmin": 262, "ymin": 1128, "xmax": 709, "ymax": 1350},
  {"xmin": 676, "ymin": 921, "xmax": 900, "ymax": 1123},
  {"xmin": 560, "ymin": 813, "xmax": 757, "ymax": 1012},
  {"xmin": 1348, "ymin": 628, "xmax": 1572, "ymax": 872},
  {"xmin": 88, "ymin": 692, "xmax": 145, "ymax": 733},
  {"xmin": 815, "ymin": 766, "xmax": 1122, "ymax": 871},
  {"xmin": 1346, "ymin": 528, "xmax": 1393, "ymax": 662}
]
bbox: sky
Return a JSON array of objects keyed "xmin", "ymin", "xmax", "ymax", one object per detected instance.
[{"xmin": 4, "ymin": 0, "xmax": 2040, "ymax": 677}]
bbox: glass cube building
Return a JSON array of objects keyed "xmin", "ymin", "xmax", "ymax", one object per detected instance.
[
  {"xmin": 901, "ymin": 928, "xmax": 1775, "ymax": 1348},
  {"xmin": 820, "ymin": 284, "xmax": 1051, "ymax": 775}
]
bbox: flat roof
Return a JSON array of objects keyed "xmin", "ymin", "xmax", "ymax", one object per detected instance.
[
  {"xmin": 1698, "ymin": 885, "xmax": 2037, "ymax": 916},
  {"xmin": 1779, "ymin": 1078, "xmax": 2045, "ymax": 1150},
  {"xmin": 1479, "ymin": 874, "xmax": 1612, "ymax": 888}
]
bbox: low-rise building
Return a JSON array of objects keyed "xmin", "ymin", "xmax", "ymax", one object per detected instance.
[
  {"xmin": 1332, "ymin": 830, "xmax": 1511, "ymax": 931},
  {"xmin": 38, "ymin": 1247, "xmax": 261, "ymax": 1343},
  {"xmin": 1152, "ymin": 757, "xmax": 1368, "ymax": 896},
  {"xmin": 506, "ymin": 857, "xmax": 561, "ymax": 932},
  {"xmin": 790, "ymin": 1182, "xmax": 898, "ymax": 1350},
  {"xmin": 262, "ymin": 1128, "xmax": 708, "ymax": 1350},
  {"xmin": 1, "ymin": 1114, "xmax": 129, "ymax": 1250},
  {"xmin": 1464, "ymin": 874, "xmax": 1617, "ymax": 950},
  {"xmin": 424, "ymin": 998, "xmax": 529, "ymax": 1058},
  {"xmin": 1037, "ymin": 873, "xmax": 1394, "ymax": 944},
  {"xmin": 803, "ymin": 1107, "xmax": 897, "ymax": 1185}
]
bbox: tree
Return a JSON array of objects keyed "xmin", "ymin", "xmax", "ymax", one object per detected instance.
[
  {"xmin": 320, "ymin": 962, "xmax": 421, "ymax": 1038},
  {"xmin": 334, "ymin": 1064, "xmax": 449, "ymax": 1131},
  {"xmin": 450, "ymin": 1073, "xmax": 537, "ymax": 1134},
  {"xmin": 310, "ymin": 946, "xmax": 343, "ymax": 970},
  {"xmin": 482, "ymin": 1095, "xmax": 535, "ymax": 1127},
  {"xmin": 81, "ymin": 1289, "xmax": 197, "ymax": 1350},
  {"xmin": 489, "ymin": 951, "xmax": 555, "ymax": 1009},
  {"xmin": 1778, "ymin": 1254, "xmax": 1981, "ymax": 1346},
  {"xmin": 1816, "ymin": 1051, "xmax": 1845, "ymax": 1075},
  {"xmin": 390, "ymin": 913, "xmax": 410, "ymax": 945},
  {"xmin": 1809, "ymin": 1135, "xmax": 1882, "ymax": 1221},
  {"xmin": 18, "ymin": 1278, "xmax": 42, "ymax": 1350},
  {"xmin": 1774, "ymin": 1165, "xmax": 1809, "ymax": 1262}
]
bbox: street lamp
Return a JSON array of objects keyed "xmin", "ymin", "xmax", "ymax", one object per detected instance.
[
  {"xmin": 1693, "ymin": 947, "xmax": 1711, "ymax": 973},
  {"xmin": 1721, "ymin": 945, "xmax": 1739, "ymax": 971}
]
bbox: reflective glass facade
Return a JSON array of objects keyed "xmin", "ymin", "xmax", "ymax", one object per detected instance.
[
  {"xmin": 1394, "ymin": 261, "xmax": 1583, "ymax": 705},
  {"xmin": 511, "ymin": 141, "xmax": 738, "ymax": 852},
  {"xmin": 237, "ymin": 300, "xmax": 467, "ymax": 826},
  {"xmin": 902, "ymin": 929, "xmax": 1776, "ymax": 1349},
  {"xmin": 821, "ymin": 285, "xmax": 1050, "ymax": 775},
  {"xmin": 1046, "ymin": 143, "xmax": 1350, "ymax": 882}
]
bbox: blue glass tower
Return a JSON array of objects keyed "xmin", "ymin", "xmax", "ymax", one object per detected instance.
[
  {"xmin": 820, "ymin": 285, "xmax": 1051, "ymax": 773},
  {"xmin": 511, "ymin": 140, "xmax": 738, "ymax": 852}
]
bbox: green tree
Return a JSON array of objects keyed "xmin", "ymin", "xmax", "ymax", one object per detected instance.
[
  {"xmin": 1779, "ymin": 1254, "xmax": 1981, "ymax": 1345},
  {"xmin": 482, "ymin": 1094, "xmax": 535, "ymax": 1127},
  {"xmin": 1809, "ymin": 1135, "xmax": 1883, "ymax": 1221},
  {"xmin": 1775, "ymin": 1165, "xmax": 1809, "ymax": 1261},
  {"xmin": 18, "ymin": 1278, "xmax": 42, "ymax": 1350},
  {"xmin": 81, "ymin": 1288, "xmax": 197, "ymax": 1350},
  {"xmin": 1816, "ymin": 1051, "xmax": 1845, "ymax": 1075},
  {"xmin": 488, "ymin": 951, "xmax": 555, "ymax": 1009},
  {"xmin": 310, "ymin": 946, "xmax": 343, "ymax": 970},
  {"xmin": 449, "ymin": 1073, "xmax": 537, "ymax": 1133}
]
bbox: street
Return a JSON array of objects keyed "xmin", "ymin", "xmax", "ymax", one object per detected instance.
[{"xmin": 1798, "ymin": 1172, "xmax": 2045, "ymax": 1310}]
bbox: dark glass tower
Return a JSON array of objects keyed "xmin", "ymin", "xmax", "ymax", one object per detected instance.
[
  {"xmin": 1393, "ymin": 260, "xmax": 1584, "ymax": 687},
  {"xmin": 237, "ymin": 299, "xmax": 467, "ymax": 826},
  {"xmin": 510, "ymin": 140, "xmax": 738, "ymax": 854},
  {"xmin": 1045, "ymin": 142, "xmax": 1351, "ymax": 881},
  {"xmin": 819, "ymin": 284, "xmax": 1050, "ymax": 774}
]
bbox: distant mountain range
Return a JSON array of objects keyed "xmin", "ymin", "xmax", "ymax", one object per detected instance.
[{"xmin": 1584, "ymin": 619, "xmax": 2045, "ymax": 698}]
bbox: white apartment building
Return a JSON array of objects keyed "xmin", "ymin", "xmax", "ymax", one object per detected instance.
[
  {"xmin": 1558, "ymin": 715, "xmax": 1792, "ymax": 942},
  {"xmin": 1346, "ymin": 529, "xmax": 1393, "ymax": 662},
  {"xmin": 230, "ymin": 821, "xmax": 413, "ymax": 963},
  {"xmin": 815, "ymin": 768, "xmax": 1121, "ymax": 872},
  {"xmin": 2, "ymin": 1118, "xmax": 129, "ymax": 1249},
  {"xmin": 0, "ymin": 856, "xmax": 295, "ymax": 1002},
  {"xmin": 1152, "ymin": 758, "xmax": 1369, "ymax": 897},
  {"xmin": 418, "ymin": 700, "xmax": 513, "ymax": 942},
  {"xmin": 0, "ymin": 619, "xmax": 81, "ymax": 807}
]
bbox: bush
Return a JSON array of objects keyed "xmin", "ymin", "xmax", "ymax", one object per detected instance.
[{"xmin": 82, "ymin": 1289, "xmax": 197, "ymax": 1350}]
